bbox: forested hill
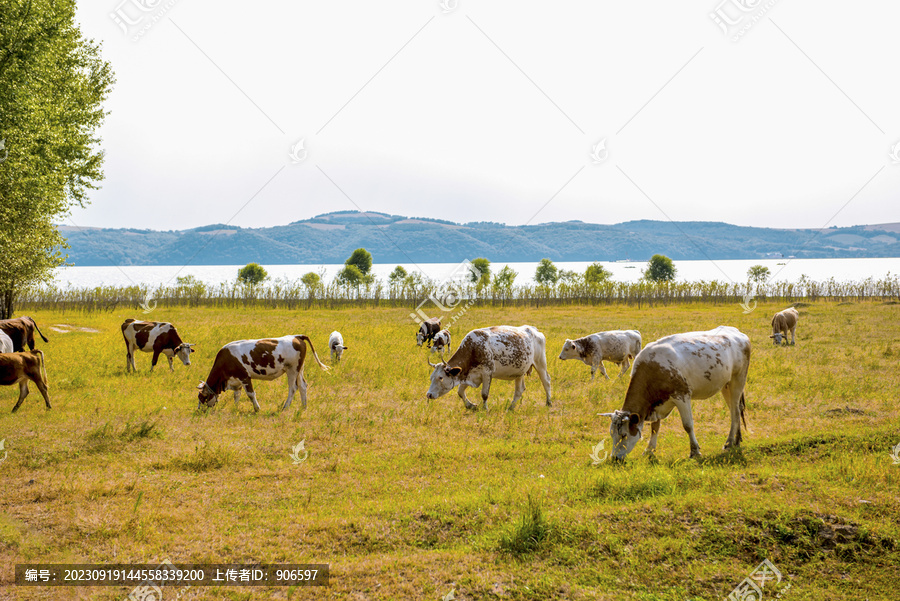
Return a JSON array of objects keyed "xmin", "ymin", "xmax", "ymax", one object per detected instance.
[{"xmin": 59, "ymin": 211, "xmax": 900, "ymax": 266}]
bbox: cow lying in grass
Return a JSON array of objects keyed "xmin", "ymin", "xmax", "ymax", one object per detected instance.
[
  {"xmin": 197, "ymin": 335, "xmax": 330, "ymax": 412},
  {"xmin": 770, "ymin": 307, "xmax": 799, "ymax": 346},
  {"xmin": 600, "ymin": 326, "xmax": 750, "ymax": 460},
  {"xmin": 1, "ymin": 350, "xmax": 51, "ymax": 413}
]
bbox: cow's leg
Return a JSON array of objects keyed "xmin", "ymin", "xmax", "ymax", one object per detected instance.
[
  {"xmin": 534, "ymin": 362, "xmax": 552, "ymax": 407},
  {"xmin": 673, "ymin": 395, "xmax": 702, "ymax": 458},
  {"xmin": 12, "ymin": 381, "xmax": 30, "ymax": 412},
  {"xmin": 457, "ymin": 383, "xmax": 476, "ymax": 410},
  {"xmin": 283, "ymin": 369, "xmax": 298, "ymax": 412},
  {"xmin": 245, "ymin": 381, "xmax": 260, "ymax": 412},
  {"xmin": 297, "ymin": 372, "xmax": 308, "ymax": 410},
  {"xmin": 643, "ymin": 420, "xmax": 661, "ymax": 456},
  {"xmin": 34, "ymin": 377, "xmax": 51, "ymax": 409},
  {"xmin": 167, "ymin": 355, "xmax": 174, "ymax": 372},
  {"xmin": 507, "ymin": 376, "xmax": 526, "ymax": 411},
  {"xmin": 150, "ymin": 351, "xmax": 161, "ymax": 372},
  {"xmin": 233, "ymin": 387, "xmax": 241, "ymax": 404},
  {"xmin": 618, "ymin": 358, "xmax": 631, "ymax": 378},
  {"xmin": 597, "ymin": 360, "xmax": 611, "ymax": 380},
  {"xmin": 790, "ymin": 326, "xmax": 796, "ymax": 346},
  {"xmin": 480, "ymin": 375, "xmax": 492, "ymax": 410},
  {"xmin": 722, "ymin": 382, "xmax": 745, "ymax": 449}
]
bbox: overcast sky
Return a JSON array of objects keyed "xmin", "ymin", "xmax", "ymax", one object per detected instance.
[{"xmin": 71, "ymin": 0, "xmax": 900, "ymax": 231}]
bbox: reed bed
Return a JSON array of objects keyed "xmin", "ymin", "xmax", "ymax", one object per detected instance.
[{"xmin": 16, "ymin": 273, "xmax": 900, "ymax": 313}]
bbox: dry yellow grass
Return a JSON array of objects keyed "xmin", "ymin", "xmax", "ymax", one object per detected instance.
[{"xmin": 1, "ymin": 301, "xmax": 899, "ymax": 600}]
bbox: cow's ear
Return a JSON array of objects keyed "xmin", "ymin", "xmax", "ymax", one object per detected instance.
[
  {"xmin": 628, "ymin": 413, "xmax": 641, "ymax": 437},
  {"xmin": 447, "ymin": 366, "xmax": 463, "ymax": 377}
]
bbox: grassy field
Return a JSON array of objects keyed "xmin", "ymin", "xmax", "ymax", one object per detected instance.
[{"xmin": 1, "ymin": 301, "xmax": 899, "ymax": 600}]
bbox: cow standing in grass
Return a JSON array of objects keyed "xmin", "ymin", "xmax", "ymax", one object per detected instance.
[
  {"xmin": 600, "ymin": 326, "xmax": 750, "ymax": 460},
  {"xmin": 0, "ymin": 331, "xmax": 12, "ymax": 354},
  {"xmin": 197, "ymin": 335, "xmax": 330, "ymax": 412},
  {"xmin": 1, "ymin": 350, "xmax": 50, "ymax": 412},
  {"xmin": 430, "ymin": 329, "xmax": 451, "ymax": 356},
  {"xmin": 121, "ymin": 319, "xmax": 195, "ymax": 372},
  {"xmin": 416, "ymin": 317, "xmax": 442, "ymax": 348},
  {"xmin": 329, "ymin": 331, "xmax": 347, "ymax": 363},
  {"xmin": 770, "ymin": 307, "xmax": 799, "ymax": 346},
  {"xmin": 558, "ymin": 330, "xmax": 642, "ymax": 380},
  {"xmin": 426, "ymin": 325, "xmax": 552, "ymax": 411},
  {"xmin": 0, "ymin": 316, "xmax": 49, "ymax": 352}
]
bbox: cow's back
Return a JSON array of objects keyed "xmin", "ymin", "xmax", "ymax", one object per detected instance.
[{"xmin": 636, "ymin": 327, "xmax": 749, "ymax": 399}]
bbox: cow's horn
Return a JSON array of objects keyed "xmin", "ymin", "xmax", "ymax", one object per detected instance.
[
  {"xmin": 597, "ymin": 412, "xmax": 616, "ymax": 418},
  {"xmin": 427, "ymin": 357, "xmax": 441, "ymax": 368}
]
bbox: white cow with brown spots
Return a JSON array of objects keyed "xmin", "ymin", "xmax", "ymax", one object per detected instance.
[
  {"xmin": 430, "ymin": 329, "xmax": 451, "ymax": 356},
  {"xmin": 558, "ymin": 330, "xmax": 642, "ymax": 380},
  {"xmin": 600, "ymin": 326, "xmax": 750, "ymax": 460},
  {"xmin": 197, "ymin": 335, "xmax": 330, "ymax": 412},
  {"xmin": 425, "ymin": 325, "xmax": 551, "ymax": 411},
  {"xmin": 770, "ymin": 307, "xmax": 799, "ymax": 346},
  {"xmin": 121, "ymin": 319, "xmax": 195, "ymax": 372}
]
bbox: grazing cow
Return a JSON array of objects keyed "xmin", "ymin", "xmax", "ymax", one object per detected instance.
[
  {"xmin": 197, "ymin": 335, "xmax": 330, "ymax": 412},
  {"xmin": 425, "ymin": 325, "xmax": 552, "ymax": 411},
  {"xmin": 430, "ymin": 329, "xmax": 451, "ymax": 355},
  {"xmin": 121, "ymin": 319, "xmax": 195, "ymax": 372},
  {"xmin": 0, "ymin": 331, "xmax": 12, "ymax": 354},
  {"xmin": 558, "ymin": 329, "xmax": 642, "ymax": 380},
  {"xmin": 770, "ymin": 307, "xmax": 799, "ymax": 346},
  {"xmin": 1, "ymin": 350, "xmax": 50, "ymax": 412},
  {"xmin": 416, "ymin": 317, "xmax": 442, "ymax": 347},
  {"xmin": 0, "ymin": 316, "xmax": 49, "ymax": 352},
  {"xmin": 329, "ymin": 331, "xmax": 348, "ymax": 363},
  {"xmin": 600, "ymin": 326, "xmax": 750, "ymax": 460}
]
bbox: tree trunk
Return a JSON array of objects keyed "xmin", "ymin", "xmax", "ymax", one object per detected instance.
[{"xmin": 0, "ymin": 288, "xmax": 14, "ymax": 320}]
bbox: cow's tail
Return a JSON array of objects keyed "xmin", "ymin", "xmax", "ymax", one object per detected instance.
[
  {"xmin": 34, "ymin": 349, "xmax": 48, "ymax": 387},
  {"xmin": 740, "ymin": 392, "xmax": 749, "ymax": 432},
  {"xmin": 29, "ymin": 317, "xmax": 49, "ymax": 343},
  {"xmin": 300, "ymin": 336, "xmax": 330, "ymax": 372}
]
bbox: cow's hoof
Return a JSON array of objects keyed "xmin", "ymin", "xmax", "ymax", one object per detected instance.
[
  {"xmin": 690, "ymin": 450, "xmax": 703, "ymax": 459},
  {"xmin": 463, "ymin": 402, "xmax": 477, "ymax": 411}
]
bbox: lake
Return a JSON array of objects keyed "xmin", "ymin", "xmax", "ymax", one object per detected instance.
[{"xmin": 51, "ymin": 257, "xmax": 900, "ymax": 288}]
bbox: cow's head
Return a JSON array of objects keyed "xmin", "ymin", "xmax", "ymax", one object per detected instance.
[
  {"xmin": 769, "ymin": 333, "xmax": 784, "ymax": 345},
  {"xmin": 196, "ymin": 381, "xmax": 218, "ymax": 409},
  {"xmin": 425, "ymin": 358, "xmax": 462, "ymax": 399},
  {"xmin": 175, "ymin": 343, "xmax": 196, "ymax": 366},
  {"xmin": 599, "ymin": 410, "xmax": 643, "ymax": 461},
  {"xmin": 332, "ymin": 342, "xmax": 348, "ymax": 361},
  {"xmin": 416, "ymin": 325, "xmax": 426, "ymax": 347},
  {"xmin": 558, "ymin": 339, "xmax": 581, "ymax": 361}
]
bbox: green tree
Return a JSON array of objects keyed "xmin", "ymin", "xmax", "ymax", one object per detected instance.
[
  {"xmin": 643, "ymin": 254, "xmax": 677, "ymax": 282},
  {"xmin": 534, "ymin": 259, "xmax": 559, "ymax": 286},
  {"xmin": 345, "ymin": 248, "xmax": 373, "ymax": 275},
  {"xmin": 469, "ymin": 258, "xmax": 491, "ymax": 288},
  {"xmin": 237, "ymin": 263, "xmax": 268, "ymax": 286},
  {"xmin": 0, "ymin": 0, "xmax": 115, "ymax": 318},
  {"xmin": 747, "ymin": 265, "xmax": 770, "ymax": 284},
  {"xmin": 585, "ymin": 262, "xmax": 613, "ymax": 285},
  {"xmin": 300, "ymin": 271, "xmax": 321, "ymax": 290},
  {"xmin": 337, "ymin": 264, "xmax": 364, "ymax": 286},
  {"xmin": 388, "ymin": 265, "xmax": 408, "ymax": 285},
  {"xmin": 493, "ymin": 266, "xmax": 517, "ymax": 292},
  {"xmin": 558, "ymin": 269, "xmax": 581, "ymax": 285}
]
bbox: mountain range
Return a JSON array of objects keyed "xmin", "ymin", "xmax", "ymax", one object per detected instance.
[{"xmin": 58, "ymin": 211, "xmax": 900, "ymax": 266}]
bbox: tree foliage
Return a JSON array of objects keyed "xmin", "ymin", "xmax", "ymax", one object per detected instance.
[
  {"xmin": 748, "ymin": 265, "xmax": 770, "ymax": 284},
  {"xmin": 388, "ymin": 265, "xmax": 407, "ymax": 285},
  {"xmin": 0, "ymin": 0, "xmax": 115, "ymax": 318},
  {"xmin": 643, "ymin": 254, "xmax": 677, "ymax": 282},
  {"xmin": 237, "ymin": 263, "xmax": 268, "ymax": 286},
  {"xmin": 337, "ymin": 264, "xmax": 365, "ymax": 286},
  {"xmin": 534, "ymin": 258, "xmax": 559, "ymax": 285},
  {"xmin": 469, "ymin": 258, "xmax": 491, "ymax": 288},
  {"xmin": 585, "ymin": 262, "xmax": 613, "ymax": 284},
  {"xmin": 345, "ymin": 248, "xmax": 373, "ymax": 275},
  {"xmin": 492, "ymin": 265, "xmax": 517, "ymax": 292}
]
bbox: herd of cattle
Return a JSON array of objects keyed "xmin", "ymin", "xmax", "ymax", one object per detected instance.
[{"xmin": 0, "ymin": 306, "xmax": 802, "ymax": 459}]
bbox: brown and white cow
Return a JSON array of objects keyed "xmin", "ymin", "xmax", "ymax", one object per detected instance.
[
  {"xmin": 0, "ymin": 316, "xmax": 49, "ymax": 352},
  {"xmin": 558, "ymin": 330, "xmax": 642, "ymax": 380},
  {"xmin": 600, "ymin": 326, "xmax": 750, "ymax": 460},
  {"xmin": 416, "ymin": 317, "xmax": 442, "ymax": 347},
  {"xmin": 197, "ymin": 335, "xmax": 330, "ymax": 412},
  {"xmin": 1, "ymin": 350, "xmax": 51, "ymax": 412},
  {"xmin": 121, "ymin": 319, "xmax": 195, "ymax": 373},
  {"xmin": 425, "ymin": 325, "xmax": 551, "ymax": 411},
  {"xmin": 770, "ymin": 307, "xmax": 799, "ymax": 346},
  {"xmin": 430, "ymin": 329, "xmax": 451, "ymax": 355}
]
